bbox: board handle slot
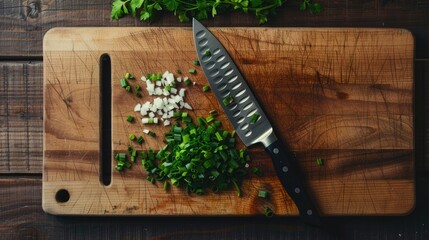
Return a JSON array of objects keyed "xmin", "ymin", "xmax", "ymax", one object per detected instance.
[{"xmin": 100, "ymin": 53, "xmax": 112, "ymax": 186}]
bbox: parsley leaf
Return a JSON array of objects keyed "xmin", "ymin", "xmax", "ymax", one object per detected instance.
[
  {"xmin": 163, "ymin": 0, "xmax": 179, "ymax": 11},
  {"xmin": 112, "ymin": 0, "xmax": 128, "ymax": 19},
  {"xmin": 130, "ymin": 0, "xmax": 144, "ymax": 16}
]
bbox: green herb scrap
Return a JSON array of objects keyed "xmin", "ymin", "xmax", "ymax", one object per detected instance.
[{"xmin": 112, "ymin": 0, "xmax": 322, "ymax": 24}]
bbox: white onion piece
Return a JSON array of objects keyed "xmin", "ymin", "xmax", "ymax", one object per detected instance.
[{"xmin": 134, "ymin": 103, "xmax": 141, "ymax": 112}]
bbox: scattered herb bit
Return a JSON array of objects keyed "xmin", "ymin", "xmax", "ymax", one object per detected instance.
[
  {"xmin": 204, "ymin": 49, "xmax": 211, "ymax": 56},
  {"xmin": 127, "ymin": 116, "xmax": 134, "ymax": 123},
  {"xmin": 120, "ymin": 78, "xmax": 128, "ymax": 88},
  {"xmin": 135, "ymin": 92, "xmax": 142, "ymax": 98},
  {"xmin": 250, "ymin": 113, "xmax": 260, "ymax": 124},
  {"xmin": 137, "ymin": 136, "xmax": 144, "ymax": 144},
  {"xmin": 209, "ymin": 110, "xmax": 218, "ymax": 117},
  {"xmin": 222, "ymin": 96, "xmax": 234, "ymax": 106},
  {"xmin": 251, "ymin": 167, "xmax": 263, "ymax": 177},
  {"xmin": 147, "ymin": 131, "xmax": 156, "ymax": 137},
  {"xmin": 176, "ymin": 69, "xmax": 181, "ymax": 74},
  {"xmin": 127, "ymin": 145, "xmax": 133, "ymax": 153},
  {"xmin": 135, "ymin": 85, "xmax": 141, "ymax": 91},
  {"xmin": 184, "ymin": 78, "xmax": 192, "ymax": 86},
  {"xmin": 263, "ymin": 207, "xmax": 274, "ymax": 217},
  {"xmin": 188, "ymin": 68, "xmax": 197, "ymax": 74},
  {"xmin": 202, "ymin": 85, "xmax": 210, "ymax": 92},
  {"xmin": 125, "ymin": 72, "xmax": 134, "ymax": 79},
  {"xmin": 193, "ymin": 60, "xmax": 200, "ymax": 66},
  {"xmin": 125, "ymin": 85, "xmax": 131, "ymax": 92},
  {"xmin": 316, "ymin": 157, "xmax": 324, "ymax": 166},
  {"xmin": 163, "ymin": 181, "xmax": 169, "ymax": 192},
  {"xmin": 258, "ymin": 190, "xmax": 268, "ymax": 199},
  {"xmin": 129, "ymin": 133, "xmax": 136, "ymax": 141}
]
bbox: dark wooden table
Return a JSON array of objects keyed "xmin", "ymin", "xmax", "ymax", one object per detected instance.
[{"xmin": 1, "ymin": 1, "xmax": 428, "ymax": 239}]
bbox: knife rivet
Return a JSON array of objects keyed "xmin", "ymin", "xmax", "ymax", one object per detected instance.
[
  {"xmin": 295, "ymin": 187, "xmax": 301, "ymax": 194},
  {"xmin": 307, "ymin": 209, "xmax": 313, "ymax": 215},
  {"xmin": 273, "ymin": 148, "xmax": 279, "ymax": 154},
  {"xmin": 282, "ymin": 166, "xmax": 288, "ymax": 173}
]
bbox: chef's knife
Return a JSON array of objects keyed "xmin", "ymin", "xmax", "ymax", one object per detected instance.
[{"xmin": 192, "ymin": 19, "xmax": 320, "ymax": 225}]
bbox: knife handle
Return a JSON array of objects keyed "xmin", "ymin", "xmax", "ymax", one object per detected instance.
[{"xmin": 266, "ymin": 140, "xmax": 321, "ymax": 226}]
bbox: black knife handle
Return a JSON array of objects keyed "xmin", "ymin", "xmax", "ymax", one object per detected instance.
[{"xmin": 266, "ymin": 140, "xmax": 321, "ymax": 226}]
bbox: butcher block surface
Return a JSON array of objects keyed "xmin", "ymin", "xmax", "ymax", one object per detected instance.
[{"xmin": 43, "ymin": 27, "xmax": 414, "ymax": 216}]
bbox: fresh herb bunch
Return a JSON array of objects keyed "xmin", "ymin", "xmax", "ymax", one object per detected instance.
[
  {"xmin": 112, "ymin": 0, "xmax": 322, "ymax": 24},
  {"xmin": 141, "ymin": 113, "xmax": 251, "ymax": 196}
]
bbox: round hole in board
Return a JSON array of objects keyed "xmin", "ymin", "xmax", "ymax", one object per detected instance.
[{"xmin": 55, "ymin": 189, "xmax": 70, "ymax": 203}]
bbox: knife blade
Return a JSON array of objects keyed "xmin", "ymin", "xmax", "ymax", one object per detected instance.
[{"xmin": 192, "ymin": 19, "xmax": 320, "ymax": 225}]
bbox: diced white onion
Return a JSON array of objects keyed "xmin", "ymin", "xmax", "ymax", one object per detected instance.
[{"xmin": 134, "ymin": 103, "xmax": 141, "ymax": 112}]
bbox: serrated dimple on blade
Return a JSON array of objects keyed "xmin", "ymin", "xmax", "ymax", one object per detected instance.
[{"xmin": 192, "ymin": 19, "xmax": 273, "ymax": 147}]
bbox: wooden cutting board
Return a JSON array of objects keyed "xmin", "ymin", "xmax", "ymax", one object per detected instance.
[{"xmin": 43, "ymin": 27, "xmax": 414, "ymax": 216}]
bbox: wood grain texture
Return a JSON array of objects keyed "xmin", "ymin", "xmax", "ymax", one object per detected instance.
[
  {"xmin": 0, "ymin": 0, "xmax": 428, "ymax": 58},
  {"xmin": 2, "ymin": 176, "xmax": 429, "ymax": 240},
  {"xmin": 0, "ymin": 62, "xmax": 43, "ymax": 173},
  {"xmin": 1, "ymin": 60, "xmax": 427, "ymax": 175},
  {"xmin": 43, "ymin": 27, "xmax": 414, "ymax": 216}
]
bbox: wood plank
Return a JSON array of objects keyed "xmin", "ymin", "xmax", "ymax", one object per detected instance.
[
  {"xmin": 0, "ymin": 62, "xmax": 43, "ymax": 173},
  {"xmin": 0, "ymin": 0, "xmax": 428, "ymax": 57},
  {"xmin": 1, "ymin": 176, "xmax": 429, "ymax": 240},
  {"xmin": 42, "ymin": 27, "xmax": 414, "ymax": 215}
]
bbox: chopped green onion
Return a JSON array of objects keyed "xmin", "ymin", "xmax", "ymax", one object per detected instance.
[
  {"xmin": 135, "ymin": 92, "xmax": 142, "ymax": 98},
  {"xmin": 176, "ymin": 69, "xmax": 181, "ymax": 74},
  {"xmin": 252, "ymin": 167, "xmax": 263, "ymax": 177},
  {"xmin": 120, "ymin": 78, "xmax": 128, "ymax": 88},
  {"xmin": 137, "ymin": 136, "xmax": 144, "ymax": 144},
  {"xmin": 125, "ymin": 85, "xmax": 131, "ymax": 92},
  {"xmin": 127, "ymin": 116, "xmax": 134, "ymax": 123},
  {"xmin": 222, "ymin": 96, "xmax": 234, "ymax": 106},
  {"xmin": 140, "ymin": 112, "xmax": 251, "ymax": 196},
  {"xmin": 165, "ymin": 85, "xmax": 172, "ymax": 91},
  {"xmin": 163, "ymin": 181, "xmax": 169, "ymax": 191},
  {"xmin": 205, "ymin": 49, "xmax": 211, "ymax": 56},
  {"xmin": 316, "ymin": 157, "xmax": 324, "ymax": 166},
  {"xmin": 250, "ymin": 113, "xmax": 260, "ymax": 124},
  {"xmin": 206, "ymin": 115, "xmax": 214, "ymax": 123},
  {"xmin": 188, "ymin": 69, "xmax": 197, "ymax": 74},
  {"xmin": 127, "ymin": 145, "xmax": 133, "ymax": 153},
  {"xmin": 209, "ymin": 110, "xmax": 218, "ymax": 117},
  {"xmin": 232, "ymin": 179, "xmax": 241, "ymax": 197},
  {"xmin": 193, "ymin": 60, "xmax": 200, "ymax": 66},
  {"xmin": 135, "ymin": 85, "xmax": 141, "ymax": 91},
  {"xmin": 147, "ymin": 176, "xmax": 155, "ymax": 184},
  {"xmin": 258, "ymin": 190, "xmax": 268, "ymax": 199},
  {"xmin": 129, "ymin": 134, "xmax": 136, "ymax": 141},
  {"xmin": 263, "ymin": 207, "xmax": 274, "ymax": 217},
  {"xmin": 184, "ymin": 78, "xmax": 192, "ymax": 86},
  {"xmin": 202, "ymin": 85, "xmax": 210, "ymax": 92},
  {"xmin": 125, "ymin": 72, "xmax": 134, "ymax": 79},
  {"xmin": 148, "ymin": 131, "xmax": 156, "ymax": 137}
]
